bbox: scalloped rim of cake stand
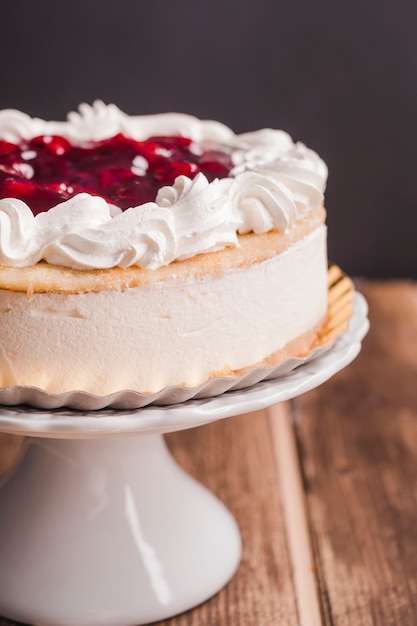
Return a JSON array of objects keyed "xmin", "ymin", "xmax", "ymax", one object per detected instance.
[{"xmin": 0, "ymin": 293, "xmax": 369, "ymax": 439}]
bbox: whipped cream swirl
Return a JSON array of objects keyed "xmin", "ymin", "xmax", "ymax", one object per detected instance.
[{"xmin": 0, "ymin": 101, "xmax": 328, "ymax": 270}]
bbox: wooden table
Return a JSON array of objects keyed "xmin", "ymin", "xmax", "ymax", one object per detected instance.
[{"xmin": 1, "ymin": 281, "xmax": 417, "ymax": 625}]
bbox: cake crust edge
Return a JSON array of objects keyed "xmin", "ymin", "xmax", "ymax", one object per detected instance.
[{"xmin": 0, "ymin": 207, "xmax": 326, "ymax": 294}]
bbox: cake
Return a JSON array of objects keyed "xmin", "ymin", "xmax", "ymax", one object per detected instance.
[{"xmin": 0, "ymin": 101, "xmax": 328, "ymax": 398}]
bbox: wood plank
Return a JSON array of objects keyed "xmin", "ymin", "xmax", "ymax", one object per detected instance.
[
  {"xmin": 269, "ymin": 403, "xmax": 323, "ymax": 626},
  {"xmin": 0, "ymin": 410, "xmax": 299, "ymax": 626},
  {"xmin": 293, "ymin": 282, "xmax": 417, "ymax": 625}
]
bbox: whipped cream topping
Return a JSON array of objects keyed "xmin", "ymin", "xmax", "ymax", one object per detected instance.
[{"xmin": 0, "ymin": 101, "xmax": 327, "ymax": 270}]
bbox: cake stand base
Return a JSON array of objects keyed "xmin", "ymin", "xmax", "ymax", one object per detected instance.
[
  {"xmin": 0, "ymin": 293, "xmax": 369, "ymax": 626},
  {"xmin": 0, "ymin": 433, "xmax": 241, "ymax": 626}
]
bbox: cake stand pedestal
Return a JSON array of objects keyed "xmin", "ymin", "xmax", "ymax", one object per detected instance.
[{"xmin": 0, "ymin": 294, "xmax": 368, "ymax": 626}]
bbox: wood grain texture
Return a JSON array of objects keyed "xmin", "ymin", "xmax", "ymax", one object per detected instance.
[
  {"xmin": 293, "ymin": 282, "xmax": 417, "ymax": 625},
  {"xmin": 269, "ymin": 403, "xmax": 323, "ymax": 626}
]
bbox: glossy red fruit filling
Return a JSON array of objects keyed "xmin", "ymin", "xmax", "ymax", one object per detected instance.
[{"xmin": 0, "ymin": 133, "xmax": 233, "ymax": 215}]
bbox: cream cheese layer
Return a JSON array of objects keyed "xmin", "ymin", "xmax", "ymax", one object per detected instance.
[{"xmin": 0, "ymin": 226, "xmax": 327, "ymax": 395}]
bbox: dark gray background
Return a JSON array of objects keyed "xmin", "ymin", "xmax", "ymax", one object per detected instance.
[{"xmin": 1, "ymin": 0, "xmax": 416, "ymax": 278}]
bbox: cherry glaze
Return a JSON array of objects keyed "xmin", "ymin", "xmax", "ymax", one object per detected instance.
[{"xmin": 0, "ymin": 134, "xmax": 233, "ymax": 215}]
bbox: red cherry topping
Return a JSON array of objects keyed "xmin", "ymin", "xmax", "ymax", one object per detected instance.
[
  {"xmin": 0, "ymin": 141, "xmax": 18, "ymax": 157},
  {"xmin": 1, "ymin": 179, "xmax": 67, "ymax": 212},
  {"xmin": 0, "ymin": 133, "xmax": 233, "ymax": 215},
  {"xmin": 154, "ymin": 161, "xmax": 200, "ymax": 183},
  {"xmin": 30, "ymin": 135, "xmax": 72, "ymax": 157}
]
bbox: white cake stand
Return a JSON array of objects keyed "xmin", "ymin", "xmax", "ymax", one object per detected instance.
[{"xmin": 0, "ymin": 294, "xmax": 368, "ymax": 626}]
